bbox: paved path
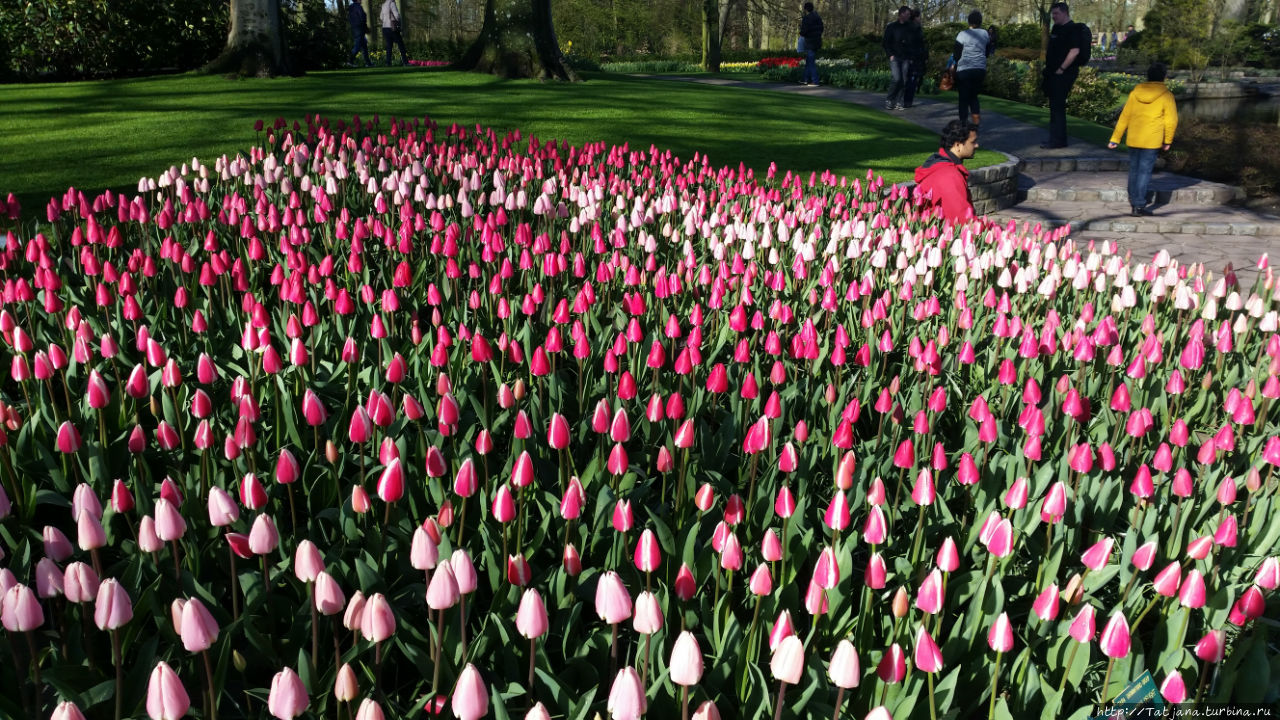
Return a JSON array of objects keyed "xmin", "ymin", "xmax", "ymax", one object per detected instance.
[{"xmin": 648, "ymin": 75, "xmax": 1280, "ymax": 280}]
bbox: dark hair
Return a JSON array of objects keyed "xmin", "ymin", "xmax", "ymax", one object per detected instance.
[
  {"xmin": 1050, "ymin": 2, "xmax": 1069, "ymax": 14},
  {"xmin": 910, "ymin": 7, "xmax": 921, "ymax": 20},
  {"xmin": 804, "ymin": 2, "xmax": 814, "ymax": 11},
  {"xmin": 968, "ymin": 10, "xmax": 982, "ymax": 25},
  {"xmin": 898, "ymin": 5, "xmax": 912, "ymax": 14},
  {"xmin": 941, "ymin": 119, "xmax": 977, "ymax": 148},
  {"xmin": 1147, "ymin": 62, "xmax": 1167, "ymax": 81}
]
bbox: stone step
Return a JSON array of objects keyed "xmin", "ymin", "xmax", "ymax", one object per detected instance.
[
  {"xmin": 1017, "ymin": 171, "xmax": 1245, "ymax": 207},
  {"xmin": 992, "ymin": 199, "xmax": 1280, "ymax": 237}
]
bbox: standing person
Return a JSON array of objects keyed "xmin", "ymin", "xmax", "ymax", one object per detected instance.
[
  {"xmin": 1108, "ymin": 63, "xmax": 1178, "ymax": 216},
  {"xmin": 1041, "ymin": 2, "xmax": 1086, "ymax": 148},
  {"xmin": 884, "ymin": 6, "xmax": 923, "ymax": 110},
  {"xmin": 915, "ymin": 119, "xmax": 980, "ymax": 223},
  {"xmin": 799, "ymin": 3, "xmax": 824, "ymax": 86},
  {"xmin": 902, "ymin": 8, "xmax": 927, "ymax": 109},
  {"xmin": 347, "ymin": 1, "xmax": 371, "ymax": 67},
  {"xmin": 953, "ymin": 10, "xmax": 989, "ymax": 125},
  {"xmin": 380, "ymin": 0, "xmax": 409, "ymax": 66}
]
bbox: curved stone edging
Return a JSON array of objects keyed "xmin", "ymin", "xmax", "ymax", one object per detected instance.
[{"xmin": 969, "ymin": 150, "xmax": 1024, "ymax": 215}]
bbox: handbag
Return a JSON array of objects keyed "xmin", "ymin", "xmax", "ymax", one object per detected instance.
[{"xmin": 939, "ymin": 65, "xmax": 955, "ymax": 91}]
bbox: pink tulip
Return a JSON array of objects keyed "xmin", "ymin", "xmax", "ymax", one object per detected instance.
[
  {"xmin": 1256, "ymin": 557, "xmax": 1280, "ymax": 589},
  {"xmin": 670, "ymin": 630, "xmax": 704, "ymax": 686},
  {"xmin": 361, "ymin": 593, "xmax": 396, "ymax": 642},
  {"xmin": 376, "ymin": 457, "xmax": 404, "ymax": 503},
  {"xmin": 426, "ymin": 560, "xmax": 460, "ymax": 610},
  {"xmin": 934, "ymin": 537, "xmax": 959, "ymax": 572},
  {"xmin": 63, "ymin": 562, "xmax": 100, "ymax": 604},
  {"xmin": 875, "ymin": 643, "xmax": 906, "ymax": 683},
  {"xmin": 1099, "ymin": 612, "xmax": 1130, "ymax": 658},
  {"xmin": 248, "ymin": 514, "xmax": 279, "ymax": 555},
  {"xmin": 51, "ymin": 701, "xmax": 88, "ymax": 720},
  {"xmin": 93, "ymin": 578, "xmax": 132, "ymax": 630},
  {"xmin": 606, "ymin": 666, "xmax": 646, "ymax": 720},
  {"xmin": 1080, "ymin": 537, "xmax": 1113, "ymax": 571},
  {"xmin": 179, "ymin": 597, "xmax": 219, "ymax": 653},
  {"xmin": 56, "ymin": 420, "xmax": 82, "ymax": 453},
  {"xmin": 354, "ymin": 699, "xmax": 385, "ymax": 720},
  {"xmin": 1179, "ymin": 569, "xmax": 1207, "ymax": 608},
  {"xmin": 634, "ymin": 528, "xmax": 661, "ymax": 572},
  {"xmin": 1160, "ymin": 670, "xmax": 1187, "ymax": 703},
  {"xmin": 1194, "ymin": 629, "xmax": 1226, "ymax": 663},
  {"xmin": 451, "ymin": 550, "xmax": 477, "ymax": 595},
  {"xmin": 595, "ymin": 571, "xmax": 632, "ymax": 624},
  {"xmin": 865, "ymin": 552, "xmax": 887, "ymax": 589},
  {"xmin": 829, "ymin": 639, "xmax": 860, "ymax": 688},
  {"xmin": 314, "ymin": 572, "xmax": 346, "ymax": 615},
  {"xmin": 1032, "ymin": 583, "xmax": 1060, "ymax": 621},
  {"xmin": 516, "ymin": 588, "xmax": 548, "ymax": 639},
  {"xmin": 988, "ymin": 612, "xmax": 1015, "ymax": 652},
  {"xmin": 447, "ymin": 663, "xmax": 489, "ymax": 720},
  {"xmin": 1040, "ymin": 482, "xmax": 1067, "ymax": 523},
  {"xmin": 267, "ymin": 666, "xmax": 309, "ymax": 719},
  {"xmin": 1068, "ymin": 605, "xmax": 1097, "ymax": 643},
  {"xmin": 1131, "ymin": 540, "xmax": 1158, "ymax": 571},
  {"xmin": 293, "ymin": 539, "xmax": 324, "ymax": 582},
  {"xmin": 1, "ymin": 583, "xmax": 44, "ymax": 631},
  {"xmin": 914, "ymin": 624, "xmax": 944, "ymax": 673},
  {"xmin": 770, "ymin": 635, "xmax": 805, "ymax": 684},
  {"xmin": 915, "ymin": 569, "xmax": 944, "ymax": 614},
  {"xmin": 35, "ymin": 557, "xmax": 64, "ymax": 598},
  {"xmin": 334, "ymin": 663, "xmax": 359, "ymax": 702},
  {"xmin": 146, "ymin": 661, "xmax": 190, "ymax": 720},
  {"xmin": 1228, "ymin": 585, "xmax": 1266, "ymax": 625}
]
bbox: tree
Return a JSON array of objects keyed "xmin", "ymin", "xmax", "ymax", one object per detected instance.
[
  {"xmin": 206, "ymin": 0, "xmax": 290, "ymax": 76},
  {"xmin": 457, "ymin": 0, "xmax": 576, "ymax": 80},
  {"xmin": 702, "ymin": 0, "xmax": 722, "ymax": 70}
]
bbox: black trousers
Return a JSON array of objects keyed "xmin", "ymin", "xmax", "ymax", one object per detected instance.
[
  {"xmin": 1043, "ymin": 69, "xmax": 1078, "ymax": 146},
  {"xmin": 382, "ymin": 27, "xmax": 407, "ymax": 64},
  {"xmin": 956, "ymin": 68, "xmax": 985, "ymax": 120}
]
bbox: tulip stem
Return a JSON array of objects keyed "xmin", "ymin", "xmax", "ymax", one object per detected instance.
[
  {"xmin": 927, "ymin": 670, "xmax": 937, "ymax": 720},
  {"xmin": 909, "ymin": 505, "xmax": 927, "ymax": 569},
  {"xmin": 681, "ymin": 685, "xmax": 690, "ymax": 720},
  {"xmin": 773, "ymin": 681, "xmax": 787, "ymax": 720},
  {"xmin": 310, "ymin": 585, "xmax": 320, "ymax": 673},
  {"xmin": 204, "ymin": 648, "xmax": 219, "ymax": 720},
  {"xmin": 229, "ymin": 549, "xmax": 241, "ymax": 622},
  {"xmin": 609, "ymin": 623, "xmax": 619, "ymax": 674},
  {"xmin": 432, "ymin": 609, "xmax": 444, "ymax": 694},
  {"xmin": 528, "ymin": 638, "xmax": 537, "ymax": 697},
  {"xmin": 831, "ymin": 686, "xmax": 844, "ymax": 720},
  {"xmin": 111, "ymin": 628, "xmax": 122, "ymax": 720},
  {"xmin": 1057, "ymin": 640, "xmax": 1082, "ymax": 693},
  {"xmin": 261, "ymin": 553, "xmax": 271, "ymax": 601},
  {"xmin": 987, "ymin": 651, "xmax": 1002, "ymax": 720},
  {"xmin": 1193, "ymin": 660, "xmax": 1210, "ymax": 708},
  {"xmin": 459, "ymin": 595, "xmax": 468, "ymax": 658},
  {"xmin": 780, "ymin": 514, "xmax": 790, "ymax": 584},
  {"xmin": 171, "ymin": 539, "xmax": 182, "ymax": 579},
  {"xmin": 288, "ymin": 483, "xmax": 298, "ymax": 531},
  {"xmin": 1102, "ymin": 656, "xmax": 1117, "ymax": 704}
]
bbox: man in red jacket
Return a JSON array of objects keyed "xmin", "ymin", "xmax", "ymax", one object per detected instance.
[{"xmin": 914, "ymin": 119, "xmax": 979, "ymax": 223}]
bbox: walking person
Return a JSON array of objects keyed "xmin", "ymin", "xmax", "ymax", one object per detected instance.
[
  {"xmin": 883, "ymin": 6, "xmax": 922, "ymax": 110},
  {"xmin": 1108, "ymin": 63, "xmax": 1178, "ymax": 216},
  {"xmin": 380, "ymin": 0, "xmax": 409, "ymax": 66},
  {"xmin": 902, "ymin": 8, "xmax": 927, "ymax": 109},
  {"xmin": 953, "ymin": 10, "xmax": 990, "ymax": 125},
  {"xmin": 347, "ymin": 1, "xmax": 372, "ymax": 67},
  {"xmin": 799, "ymin": 2, "xmax": 824, "ymax": 86},
  {"xmin": 1041, "ymin": 2, "xmax": 1087, "ymax": 148}
]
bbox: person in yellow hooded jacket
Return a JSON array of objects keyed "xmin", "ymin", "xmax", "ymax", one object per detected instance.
[{"xmin": 1108, "ymin": 63, "xmax": 1178, "ymax": 216}]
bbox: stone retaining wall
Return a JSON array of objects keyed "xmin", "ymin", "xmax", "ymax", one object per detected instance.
[{"xmin": 968, "ymin": 152, "xmax": 1024, "ymax": 215}]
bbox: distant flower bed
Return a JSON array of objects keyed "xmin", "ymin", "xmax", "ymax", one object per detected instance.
[
  {"xmin": 600, "ymin": 60, "xmax": 704, "ymax": 73},
  {"xmin": 720, "ymin": 61, "xmax": 763, "ymax": 72},
  {"xmin": 758, "ymin": 56, "xmax": 803, "ymax": 70},
  {"xmin": 409, "ymin": 59, "xmax": 451, "ymax": 68}
]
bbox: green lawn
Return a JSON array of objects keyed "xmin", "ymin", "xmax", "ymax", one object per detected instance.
[{"xmin": 0, "ymin": 68, "xmax": 1005, "ymax": 207}]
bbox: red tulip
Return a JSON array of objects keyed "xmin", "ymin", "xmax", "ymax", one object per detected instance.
[
  {"xmin": 875, "ymin": 643, "xmax": 906, "ymax": 683},
  {"xmin": 634, "ymin": 528, "xmax": 661, "ymax": 573},
  {"xmin": 913, "ymin": 624, "xmax": 943, "ymax": 673}
]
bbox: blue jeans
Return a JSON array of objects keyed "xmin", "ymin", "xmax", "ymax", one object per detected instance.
[
  {"xmin": 886, "ymin": 57, "xmax": 911, "ymax": 105},
  {"xmin": 350, "ymin": 28, "xmax": 370, "ymax": 65},
  {"xmin": 1128, "ymin": 147, "xmax": 1159, "ymax": 210},
  {"xmin": 803, "ymin": 48, "xmax": 818, "ymax": 84}
]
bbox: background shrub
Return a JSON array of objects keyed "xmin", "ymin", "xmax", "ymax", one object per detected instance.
[{"xmin": 285, "ymin": 0, "xmax": 348, "ymax": 72}]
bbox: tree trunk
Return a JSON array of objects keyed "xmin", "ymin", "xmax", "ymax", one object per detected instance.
[
  {"xmin": 702, "ymin": 0, "xmax": 721, "ymax": 70},
  {"xmin": 458, "ymin": 0, "xmax": 576, "ymax": 80},
  {"xmin": 206, "ymin": 0, "xmax": 291, "ymax": 76}
]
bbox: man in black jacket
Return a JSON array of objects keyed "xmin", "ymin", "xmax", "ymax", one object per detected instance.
[
  {"xmin": 800, "ymin": 3, "xmax": 824, "ymax": 85},
  {"xmin": 884, "ymin": 6, "xmax": 923, "ymax": 110},
  {"xmin": 1042, "ymin": 1, "xmax": 1085, "ymax": 147}
]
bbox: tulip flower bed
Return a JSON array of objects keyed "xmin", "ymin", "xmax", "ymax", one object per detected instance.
[{"xmin": 1, "ymin": 113, "xmax": 1279, "ymax": 720}]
